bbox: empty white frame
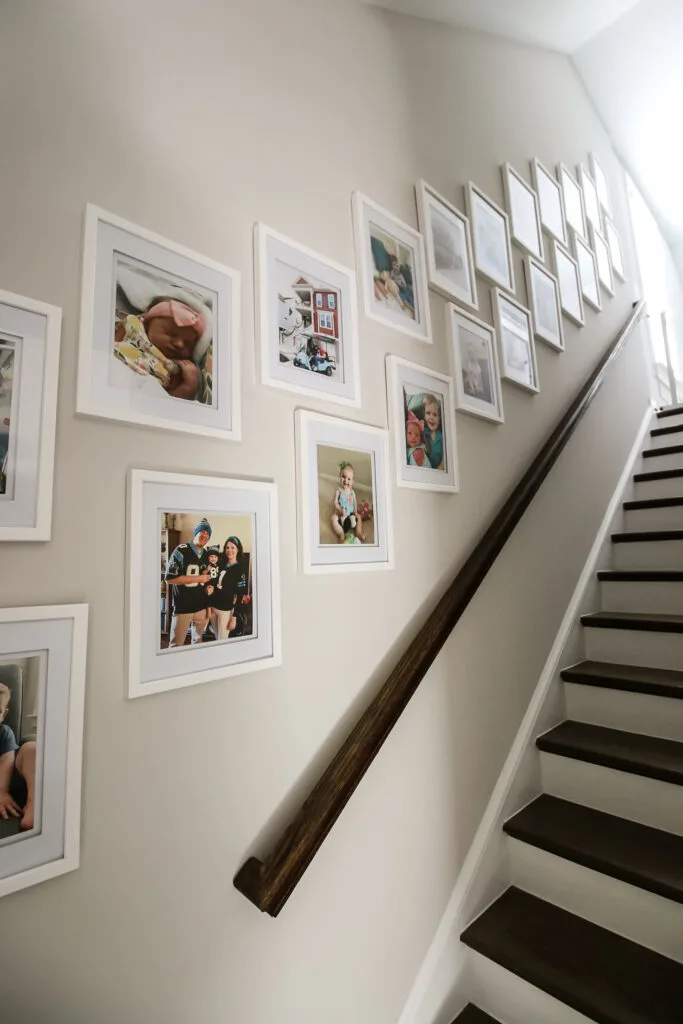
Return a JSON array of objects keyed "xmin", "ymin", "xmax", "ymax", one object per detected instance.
[
  {"xmin": 524, "ymin": 256, "xmax": 564, "ymax": 352},
  {"xmin": 578, "ymin": 164, "xmax": 602, "ymax": 231},
  {"xmin": 502, "ymin": 164, "xmax": 543, "ymax": 259},
  {"xmin": 604, "ymin": 215, "xmax": 626, "ymax": 281},
  {"xmin": 572, "ymin": 231, "xmax": 602, "ymax": 312},
  {"xmin": 591, "ymin": 225, "xmax": 615, "ymax": 297},
  {"xmin": 552, "ymin": 242, "xmax": 585, "ymax": 327},
  {"xmin": 590, "ymin": 153, "xmax": 611, "ymax": 214},
  {"xmin": 466, "ymin": 183, "xmax": 515, "ymax": 294},
  {"xmin": 558, "ymin": 164, "xmax": 586, "ymax": 240},
  {"xmin": 447, "ymin": 304, "xmax": 504, "ymax": 424},
  {"xmin": 491, "ymin": 289, "xmax": 539, "ymax": 394},
  {"xmin": 0, "ymin": 290, "xmax": 61, "ymax": 542},
  {"xmin": 416, "ymin": 180, "xmax": 478, "ymax": 311},
  {"xmin": 531, "ymin": 159, "xmax": 567, "ymax": 246}
]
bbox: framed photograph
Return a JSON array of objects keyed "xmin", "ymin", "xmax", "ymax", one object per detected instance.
[
  {"xmin": 531, "ymin": 159, "xmax": 567, "ymax": 246},
  {"xmin": 0, "ymin": 604, "xmax": 87, "ymax": 900},
  {"xmin": 127, "ymin": 471, "xmax": 280, "ymax": 698},
  {"xmin": 572, "ymin": 230, "xmax": 602, "ymax": 312},
  {"xmin": 0, "ymin": 290, "xmax": 61, "ymax": 542},
  {"xmin": 352, "ymin": 192, "xmax": 431, "ymax": 343},
  {"xmin": 524, "ymin": 256, "xmax": 564, "ymax": 352},
  {"xmin": 466, "ymin": 183, "xmax": 515, "ymax": 293},
  {"xmin": 552, "ymin": 242, "xmax": 585, "ymax": 327},
  {"xmin": 416, "ymin": 180, "xmax": 478, "ymax": 311},
  {"xmin": 590, "ymin": 153, "xmax": 612, "ymax": 214},
  {"xmin": 491, "ymin": 289, "xmax": 539, "ymax": 394},
  {"xmin": 296, "ymin": 410, "xmax": 393, "ymax": 573},
  {"xmin": 255, "ymin": 224, "xmax": 360, "ymax": 407},
  {"xmin": 447, "ymin": 304, "xmax": 504, "ymax": 424},
  {"xmin": 502, "ymin": 164, "xmax": 543, "ymax": 259},
  {"xmin": 386, "ymin": 356, "xmax": 459, "ymax": 492},
  {"xmin": 591, "ymin": 225, "xmax": 615, "ymax": 297},
  {"xmin": 578, "ymin": 164, "xmax": 602, "ymax": 232},
  {"xmin": 603, "ymin": 214, "xmax": 626, "ymax": 281},
  {"xmin": 558, "ymin": 164, "xmax": 586, "ymax": 240},
  {"xmin": 77, "ymin": 205, "xmax": 241, "ymax": 440}
]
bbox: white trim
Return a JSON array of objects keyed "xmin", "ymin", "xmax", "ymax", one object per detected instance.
[
  {"xmin": 466, "ymin": 182, "xmax": 516, "ymax": 294},
  {"xmin": 501, "ymin": 163, "xmax": 543, "ymax": 260},
  {"xmin": 415, "ymin": 179, "xmax": 479, "ymax": 312}
]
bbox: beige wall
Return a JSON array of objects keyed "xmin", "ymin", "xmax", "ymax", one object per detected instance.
[{"xmin": 0, "ymin": 3, "xmax": 650, "ymax": 1023}]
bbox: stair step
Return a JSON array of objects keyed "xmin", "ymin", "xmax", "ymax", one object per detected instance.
[
  {"xmin": 611, "ymin": 529, "xmax": 683, "ymax": 542},
  {"xmin": 537, "ymin": 721, "xmax": 683, "ymax": 785},
  {"xmin": 623, "ymin": 495, "xmax": 683, "ymax": 510},
  {"xmin": 561, "ymin": 660, "xmax": 683, "ymax": 699},
  {"xmin": 656, "ymin": 405, "xmax": 683, "ymax": 419},
  {"xmin": 598, "ymin": 569, "xmax": 683, "ymax": 582},
  {"xmin": 504, "ymin": 794, "xmax": 683, "ymax": 904},
  {"xmin": 452, "ymin": 1007, "xmax": 501, "ymax": 1024},
  {"xmin": 651, "ymin": 423, "xmax": 683, "ymax": 439},
  {"xmin": 633, "ymin": 467, "xmax": 683, "ymax": 483},
  {"xmin": 581, "ymin": 611, "xmax": 683, "ymax": 634},
  {"xmin": 461, "ymin": 887, "xmax": 683, "ymax": 1024},
  {"xmin": 642, "ymin": 443, "xmax": 683, "ymax": 458}
]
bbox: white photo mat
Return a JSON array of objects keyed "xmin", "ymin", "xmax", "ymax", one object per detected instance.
[
  {"xmin": 466, "ymin": 183, "xmax": 515, "ymax": 294},
  {"xmin": 552, "ymin": 241, "xmax": 585, "ymax": 327},
  {"xmin": 531, "ymin": 159, "xmax": 567, "ymax": 246},
  {"xmin": 491, "ymin": 289, "xmax": 539, "ymax": 394},
  {"xmin": 416, "ymin": 180, "xmax": 478, "ymax": 311},
  {"xmin": 524, "ymin": 256, "xmax": 564, "ymax": 352},
  {"xmin": 502, "ymin": 164, "xmax": 543, "ymax": 259},
  {"xmin": 447, "ymin": 304, "xmax": 504, "ymax": 424}
]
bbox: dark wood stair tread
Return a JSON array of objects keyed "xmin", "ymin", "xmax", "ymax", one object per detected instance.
[
  {"xmin": 452, "ymin": 1006, "xmax": 501, "ymax": 1024},
  {"xmin": 504, "ymin": 794, "xmax": 683, "ymax": 903},
  {"xmin": 598, "ymin": 569, "xmax": 683, "ymax": 582},
  {"xmin": 656, "ymin": 405, "xmax": 683, "ymax": 419},
  {"xmin": 611, "ymin": 529, "xmax": 683, "ymax": 542},
  {"xmin": 643, "ymin": 443, "xmax": 683, "ymax": 458},
  {"xmin": 581, "ymin": 610, "xmax": 683, "ymax": 633},
  {"xmin": 623, "ymin": 495, "xmax": 683, "ymax": 510},
  {"xmin": 561, "ymin": 660, "xmax": 683, "ymax": 699},
  {"xmin": 537, "ymin": 721, "xmax": 683, "ymax": 785},
  {"xmin": 461, "ymin": 887, "xmax": 683, "ymax": 1024},
  {"xmin": 651, "ymin": 423, "xmax": 683, "ymax": 438}
]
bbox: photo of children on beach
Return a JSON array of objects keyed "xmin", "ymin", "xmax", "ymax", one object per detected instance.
[
  {"xmin": 403, "ymin": 386, "xmax": 447, "ymax": 472},
  {"xmin": 0, "ymin": 339, "xmax": 17, "ymax": 499},
  {"xmin": 315, "ymin": 445, "xmax": 376, "ymax": 547},
  {"xmin": 276, "ymin": 258, "xmax": 343, "ymax": 382},
  {"xmin": 159, "ymin": 511, "xmax": 254, "ymax": 652},
  {"xmin": 370, "ymin": 224, "xmax": 417, "ymax": 322},
  {"xmin": 0, "ymin": 655, "xmax": 41, "ymax": 845}
]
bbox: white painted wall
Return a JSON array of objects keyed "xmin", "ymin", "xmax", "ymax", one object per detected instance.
[{"xmin": 0, "ymin": 3, "xmax": 650, "ymax": 1022}]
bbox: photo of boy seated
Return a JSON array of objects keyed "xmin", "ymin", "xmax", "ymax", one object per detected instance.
[{"xmin": 0, "ymin": 678, "xmax": 37, "ymax": 838}]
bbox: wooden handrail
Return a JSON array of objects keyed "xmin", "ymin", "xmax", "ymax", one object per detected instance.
[{"xmin": 234, "ymin": 301, "xmax": 646, "ymax": 917}]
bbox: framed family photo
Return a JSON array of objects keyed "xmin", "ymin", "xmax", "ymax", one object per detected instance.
[
  {"xmin": 502, "ymin": 164, "xmax": 543, "ymax": 260},
  {"xmin": 386, "ymin": 356, "xmax": 459, "ymax": 493},
  {"xmin": 524, "ymin": 256, "xmax": 564, "ymax": 352},
  {"xmin": 0, "ymin": 604, "xmax": 87, "ymax": 900},
  {"xmin": 466, "ymin": 183, "xmax": 515, "ymax": 294},
  {"xmin": 296, "ymin": 410, "xmax": 393, "ymax": 573},
  {"xmin": 552, "ymin": 242, "xmax": 585, "ymax": 327},
  {"xmin": 127, "ymin": 471, "xmax": 280, "ymax": 698},
  {"xmin": 604, "ymin": 214, "xmax": 626, "ymax": 282},
  {"xmin": 447, "ymin": 304, "xmax": 504, "ymax": 424},
  {"xmin": 558, "ymin": 164, "xmax": 586, "ymax": 240},
  {"xmin": 578, "ymin": 164, "xmax": 602, "ymax": 232},
  {"xmin": 491, "ymin": 289, "xmax": 539, "ymax": 394},
  {"xmin": 572, "ymin": 230, "xmax": 602, "ymax": 313},
  {"xmin": 531, "ymin": 159, "xmax": 567, "ymax": 246},
  {"xmin": 255, "ymin": 223, "xmax": 360, "ymax": 407},
  {"xmin": 416, "ymin": 180, "xmax": 478, "ymax": 311},
  {"xmin": 591, "ymin": 225, "xmax": 615, "ymax": 297},
  {"xmin": 352, "ymin": 192, "xmax": 431, "ymax": 342},
  {"xmin": 0, "ymin": 290, "xmax": 61, "ymax": 542},
  {"xmin": 77, "ymin": 205, "xmax": 241, "ymax": 440}
]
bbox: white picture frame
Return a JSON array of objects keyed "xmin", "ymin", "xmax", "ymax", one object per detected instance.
[
  {"xmin": 552, "ymin": 241, "xmax": 585, "ymax": 328},
  {"xmin": 447, "ymin": 304, "xmax": 504, "ymax": 424},
  {"xmin": 590, "ymin": 153, "xmax": 612, "ymax": 214},
  {"xmin": 502, "ymin": 164, "xmax": 543, "ymax": 259},
  {"xmin": 77, "ymin": 204, "xmax": 241, "ymax": 440},
  {"xmin": 352, "ymin": 192, "xmax": 431, "ymax": 343},
  {"xmin": 0, "ymin": 603, "xmax": 88, "ymax": 900},
  {"xmin": 0, "ymin": 290, "xmax": 61, "ymax": 542},
  {"xmin": 578, "ymin": 164, "xmax": 602, "ymax": 232},
  {"xmin": 558, "ymin": 164, "xmax": 587, "ymax": 240},
  {"xmin": 591, "ymin": 225, "xmax": 615, "ymax": 297},
  {"xmin": 531, "ymin": 159, "xmax": 567, "ymax": 246},
  {"xmin": 416, "ymin": 180, "xmax": 478, "ymax": 312},
  {"xmin": 524, "ymin": 256, "xmax": 564, "ymax": 352},
  {"xmin": 255, "ymin": 223, "xmax": 360, "ymax": 407},
  {"xmin": 603, "ymin": 214, "xmax": 626, "ymax": 282},
  {"xmin": 127, "ymin": 471, "xmax": 281, "ymax": 698},
  {"xmin": 491, "ymin": 289, "xmax": 539, "ymax": 394},
  {"xmin": 466, "ymin": 182, "xmax": 516, "ymax": 294},
  {"xmin": 572, "ymin": 230, "xmax": 602, "ymax": 312},
  {"xmin": 296, "ymin": 410, "xmax": 393, "ymax": 574},
  {"xmin": 386, "ymin": 356, "xmax": 459, "ymax": 493}
]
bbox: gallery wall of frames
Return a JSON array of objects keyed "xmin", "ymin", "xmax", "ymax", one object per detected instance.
[{"xmin": 0, "ymin": 152, "xmax": 627, "ymax": 897}]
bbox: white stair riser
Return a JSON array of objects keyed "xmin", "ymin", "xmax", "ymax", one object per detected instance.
[
  {"xmin": 632, "ymin": 476, "xmax": 683, "ymax": 500},
  {"xmin": 540, "ymin": 751, "xmax": 683, "ymax": 836},
  {"xmin": 639, "ymin": 450, "xmax": 683, "ymax": 472},
  {"xmin": 613, "ymin": 539, "xmax": 683, "ymax": 570},
  {"xmin": 508, "ymin": 838, "xmax": 683, "ymax": 963},
  {"xmin": 584, "ymin": 625, "xmax": 683, "ymax": 671},
  {"xmin": 601, "ymin": 579, "xmax": 683, "ymax": 614},
  {"xmin": 648, "ymin": 431, "xmax": 683, "ymax": 450},
  {"xmin": 624, "ymin": 505, "xmax": 683, "ymax": 531},
  {"xmin": 654, "ymin": 412, "xmax": 683, "ymax": 430},
  {"xmin": 564, "ymin": 681, "xmax": 683, "ymax": 742}
]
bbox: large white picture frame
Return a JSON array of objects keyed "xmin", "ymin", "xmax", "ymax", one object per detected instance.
[
  {"xmin": 558, "ymin": 164, "xmax": 586, "ymax": 240},
  {"xmin": 572, "ymin": 230, "xmax": 602, "ymax": 312},
  {"xmin": 466, "ymin": 183, "xmax": 515, "ymax": 294},
  {"xmin": 524, "ymin": 256, "xmax": 564, "ymax": 352},
  {"xmin": 491, "ymin": 289, "xmax": 539, "ymax": 394},
  {"xmin": 578, "ymin": 164, "xmax": 602, "ymax": 232},
  {"xmin": 590, "ymin": 153, "xmax": 612, "ymax": 214},
  {"xmin": 416, "ymin": 180, "xmax": 478, "ymax": 311},
  {"xmin": 604, "ymin": 214, "xmax": 626, "ymax": 282},
  {"xmin": 591, "ymin": 225, "xmax": 615, "ymax": 297},
  {"xmin": 447, "ymin": 304, "xmax": 504, "ymax": 424},
  {"xmin": 531, "ymin": 159, "xmax": 567, "ymax": 246},
  {"xmin": 552, "ymin": 241, "xmax": 585, "ymax": 327},
  {"xmin": 502, "ymin": 164, "xmax": 543, "ymax": 259}
]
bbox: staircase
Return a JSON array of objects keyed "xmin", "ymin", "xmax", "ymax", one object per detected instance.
[{"xmin": 452, "ymin": 407, "xmax": 683, "ymax": 1024}]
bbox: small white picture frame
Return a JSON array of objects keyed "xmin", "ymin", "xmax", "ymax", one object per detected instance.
[
  {"xmin": 296, "ymin": 410, "xmax": 393, "ymax": 574},
  {"xmin": 386, "ymin": 356, "xmax": 459, "ymax": 493},
  {"xmin": 578, "ymin": 164, "xmax": 602, "ymax": 232},
  {"xmin": 416, "ymin": 180, "xmax": 478, "ymax": 311},
  {"xmin": 127, "ymin": 471, "xmax": 281, "ymax": 698},
  {"xmin": 352, "ymin": 192, "xmax": 431, "ymax": 343},
  {"xmin": 491, "ymin": 289, "xmax": 539, "ymax": 394},
  {"xmin": 0, "ymin": 603, "xmax": 88, "ymax": 900},
  {"xmin": 531, "ymin": 159, "xmax": 567, "ymax": 246},
  {"xmin": 255, "ymin": 223, "xmax": 360, "ymax": 407},
  {"xmin": 466, "ymin": 182, "xmax": 516, "ymax": 294},
  {"xmin": 603, "ymin": 214, "xmax": 626, "ymax": 282},
  {"xmin": 447, "ymin": 304, "xmax": 504, "ymax": 424},
  {"xmin": 552, "ymin": 242, "xmax": 585, "ymax": 328},
  {"xmin": 572, "ymin": 230, "xmax": 602, "ymax": 312},
  {"xmin": 0, "ymin": 290, "xmax": 61, "ymax": 542},
  {"xmin": 591, "ymin": 225, "xmax": 615, "ymax": 297},
  {"xmin": 558, "ymin": 164, "xmax": 587, "ymax": 240},
  {"xmin": 590, "ymin": 153, "xmax": 612, "ymax": 214},
  {"xmin": 524, "ymin": 256, "xmax": 564, "ymax": 352},
  {"xmin": 77, "ymin": 205, "xmax": 241, "ymax": 440},
  {"xmin": 502, "ymin": 164, "xmax": 543, "ymax": 260}
]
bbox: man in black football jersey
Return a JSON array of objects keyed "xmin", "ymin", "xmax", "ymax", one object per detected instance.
[{"xmin": 165, "ymin": 517, "xmax": 213, "ymax": 647}]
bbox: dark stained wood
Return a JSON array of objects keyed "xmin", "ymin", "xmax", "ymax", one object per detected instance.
[
  {"xmin": 633, "ymin": 467, "xmax": 683, "ymax": 483},
  {"xmin": 598, "ymin": 568, "xmax": 683, "ymax": 581},
  {"xmin": 656, "ymin": 405, "xmax": 683, "ymax": 419},
  {"xmin": 642, "ymin": 443, "xmax": 683, "ymax": 459},
  {"xmin": 581, "ymin": 610, "xmax": 683, "ymax": 633},
  {"xmin": 537, "ymin": 721, "xmax": 683, "ymax": 785},
  {"xmin": 561, "ymin": 659, "xmax": 683, "ymax": 699},
  {"xmin": 461, "ymin": 887, "xmax": 683, "ymax": 1024},
  {"xmin": 623, "ymin": 495, "xmax": 683, "ymax": 510},
  {"xmin": 611, "ymin": 529, "xmax": 683, "ymax": 542},
  {"xmin": 504, "ymin": 794, "xmax": 683, "ymax": 903},
  {"xmin": 452, "ymin": 1006, "xmax": 501, "ymax": 1024},
  {"xmin": 233, "ymin": 302, "xmax": 646, "ymax": 916},
  {"xmin": 651, "ymin": 423, "xmax": 683, "ymax": 438}
]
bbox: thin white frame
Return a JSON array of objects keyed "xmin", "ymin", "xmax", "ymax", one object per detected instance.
[
  {"xmin": 590, "ymin": 224, "xmax": 615, "ymax": 297},
  {"xmin": 0, "ymin": 291, "xmax": 61, "ymax": 542},
  {"xmin": 524, "ymin": 256, "xmax": 564, "ymax": 352},
  {"xmin": 578, "ymin": 164, "xmax": 602, "ymax": 232},
  {"xmin": 0, "ymin": 604, "xmax": 88, "ymax": 899},
  {"xmin": 77, "ymin": 204, "xmax": 241, "ymax": 440},
  {"xmin": 386, "ymin": 355, "xmax": 459, "ymax": 493},
  {"xmin": 531, "ymin": 158, "xmax": 567, "ymax": 246},
  {"xmin": 296, "ymin": 410, "xmax": 394, "ymax": 574},
  {"xmin": 603, "ymin": 214, "xmax": 626, "ymax": 282},
  {"xmin": 558, "ymin": 164, "xmax": 587, "ymax": 240},
  {"xmin": 352, "ymin": 192, "xmax": 431, "ymax": 343},
  {"xmin": 127, "ymin": 470, "xmax": 281, "ymax": 698},
  {"xmin": 491, "ymin": 289, "xmax": 539, "ymax": 394},
  {"xmin": 255, "ymin": 223, "xmax": 361, "ymax": 407},
  {"xmin": 447, "ymin": 304, "xmax": 505, "ymax": 424},
  {"xmin": 590, "ymin": 153, "xmax": 612, "ymax": 214},
  {"xmin": 552, "ymin": 241, "xmax": 585, "ymax": 327},
  {"xmin": 416, "ymin": 180, "xmax": 478, "ymax": 312},
  {"xmin": 466, "ymin": 182, "xmax": 516, "ymax": 294},
  {"xmin": 572, "ymin": 230, "xmax": 602, "ymax": 312},
  {"xmin": 502, "ymin": 164, "xmax": 543, "ymax": 259}
]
